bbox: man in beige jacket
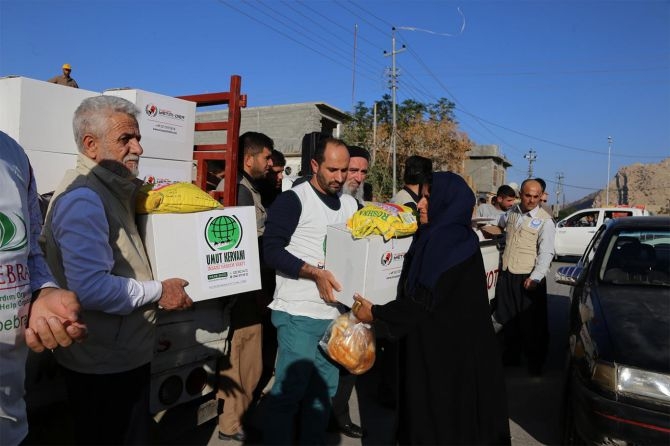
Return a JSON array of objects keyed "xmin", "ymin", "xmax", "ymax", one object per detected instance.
[
  {"xmin": 492, "ymin": 178, "xmax": 555, "ymax": 377},
  {"xmin": 41, "ymin": 95, "xmax": 192, "ymax": 444}
]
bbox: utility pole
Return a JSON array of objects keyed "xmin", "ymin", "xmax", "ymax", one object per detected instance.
[
  {"xmin": 606, "ymin": 136, "xmax": 613, "ymax": 206},
  {"xmin": 384, "ymin": 27, "xmax": 406, "ymax": 195},
  {"xmin": 351, "ymin": 24, "xmax": 358, "ymax": 112},
  {"xmin": 372, "ymin": 102, "xmax": 377, "ymax": 164},
  {"xmin": 523, "ymin": 149, "xmax": 537, "ymax": 178},
  {"xmin": 555, "ymin": 172, "xmax": 564, "ymax": 218}
]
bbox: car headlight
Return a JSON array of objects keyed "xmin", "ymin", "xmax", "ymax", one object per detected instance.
[
  {"xmin": 592, "ymin": 361, "xmax": 670, "ymax": 403},
  {"xmin": 618, "ymin": 365, "xmax": 670, "ymax": 403}
]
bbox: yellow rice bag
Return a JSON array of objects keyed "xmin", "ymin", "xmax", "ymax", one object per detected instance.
[
  {"xmin": 136, "ymin": 179, "xmax": 222, "ymax": 214},
  {"xmin": 347, "ymin": 202, "xmax": 417, "ymax": 241}
]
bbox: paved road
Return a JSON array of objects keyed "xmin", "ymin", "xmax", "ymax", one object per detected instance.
[{"xmin": 159, "ymin": 261, "xmax": 576, "ymax": 446}]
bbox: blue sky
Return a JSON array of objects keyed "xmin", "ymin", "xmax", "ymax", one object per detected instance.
[{"xmin": 1, "ymin": 0, "xmax": 668, "ymax": 203}]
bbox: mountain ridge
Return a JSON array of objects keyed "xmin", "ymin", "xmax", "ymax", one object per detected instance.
[{"xmin": 562, "ymin": 157, "xmax": 669, "ymax": 215}]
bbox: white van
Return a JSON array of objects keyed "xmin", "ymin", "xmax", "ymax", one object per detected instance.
[{"xmin": 554, "ymin": 207, "xmax": 649, "ymax": 257}]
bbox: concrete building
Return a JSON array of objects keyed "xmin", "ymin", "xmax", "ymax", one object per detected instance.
[
  {"xmin": 195, "ymin": 102, "xmax": 349, "ymax": 176},
  {"xmin": 465, "ymin": 144, "xmax": 512, "ymax": 198}
]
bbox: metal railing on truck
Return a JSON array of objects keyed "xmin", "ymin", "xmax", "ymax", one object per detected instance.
[{"xmin": 177, "ymin": 74, "xmax": 246, "ymax": 206}]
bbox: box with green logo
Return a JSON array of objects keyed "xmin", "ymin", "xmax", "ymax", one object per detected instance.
[
  {"xmin": 325, "ymin": 223, "xmax": 413, "ymax": 308},
  {"xmin": 138, "ymin": 207, "xmax": 261, "ymax": 301}
]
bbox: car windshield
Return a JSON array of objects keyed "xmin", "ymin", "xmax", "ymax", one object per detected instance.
[{"xmin": 598, "ymin": 229, "xmax": 670, "ymax": 286}]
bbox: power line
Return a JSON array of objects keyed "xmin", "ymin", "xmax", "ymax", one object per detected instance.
[
  {"xmin": 220, "ymin": 0, "xmax": 667, "ymax": 164},
  {"xmin": 453, "ymin": 111, "xmax": 667, "ymax": 159},
  {"xmin": 217, "ymin": 0, "xmax": 383, "ymax": 84}
]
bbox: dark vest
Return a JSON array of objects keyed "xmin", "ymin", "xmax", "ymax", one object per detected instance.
[{"xmin": 41, "ymin": 154, "xmax": 156, "ymax": 373}]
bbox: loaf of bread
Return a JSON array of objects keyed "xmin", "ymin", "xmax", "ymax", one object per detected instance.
[{"xmin": 326, "ymin": 313, "xmax": 375, "ymax": 375}]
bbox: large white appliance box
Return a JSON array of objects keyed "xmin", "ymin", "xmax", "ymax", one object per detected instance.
[
  {"xmin": 24, "ymin": 150, "xmax": 77, "ymax": 195},
  {"xmin": 23, "ymin": 151, "xmax": 193, "ymax": 195},
  {"xmin": 137, "ymin": 157, "xmax": 194, "ymax": 185},
  {"xmin": 0, "ymin": 76, "xmax": 98, "ymax": 154},
  {"xmin": 325, "ymin": 223, "xmax": 413, "ymax": 307},
  {"xmin": 104, "ymin": 88, "xmax": 196, "ymax": 162},
  {"xmin": 139, "ymin": 207, "xmax": 261, "ymax": 302}
]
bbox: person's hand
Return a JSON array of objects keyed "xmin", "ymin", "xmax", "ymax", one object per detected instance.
[
  {"xmin": 300, "ymin": 263, "xmax": 341, "ymax": 303},
  {"xmin": 158, "ymin": 278, "xmax": 194, "ymax": 311},
  {"xmin": 26, "ymin": 287, "xmax": 88, "ymax": 353},
  {"xmin": 352, "ymin": 293, "xmax": 373, "ymax": 323},
  {"xmin": 523, "ymin": 278, "xmax": 538, "ymax": 290},
  {"xmin": 314, "ymin": 269, "xmax": 341, "ymax": 303}
]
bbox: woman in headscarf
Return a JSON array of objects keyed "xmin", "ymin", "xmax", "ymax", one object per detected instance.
[{"xmin": 353, "ymin": 171, "xmax": 510, "ymax": 445}]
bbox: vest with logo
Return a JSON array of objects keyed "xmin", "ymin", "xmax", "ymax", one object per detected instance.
[
  {"xmin": 502, "ymin": 206, "xmax": 553, "ymax": 275},
  {"xmin": 0, "ymin": 139, "xmax": 34, "ymax": 445},
  {"xmin": 269, "ymin": 182, "xmax": 358, "ymax": 320},
  {"xmin": 41, "ymin": 155, "xmax": 156, "ymax": 374}
]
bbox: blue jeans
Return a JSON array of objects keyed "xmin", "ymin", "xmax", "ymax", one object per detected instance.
[{"xmin": 260, "ymin": 310, "xmax": 338, "ymax": 445}]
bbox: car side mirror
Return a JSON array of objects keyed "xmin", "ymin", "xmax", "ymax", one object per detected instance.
[
  {"xmin": 557, "ymin": 220, "xmax": 566, "ymax": 228},
  {"xmin": 555, "ymin": 265, "xmax": 583, "ymax": 286}
]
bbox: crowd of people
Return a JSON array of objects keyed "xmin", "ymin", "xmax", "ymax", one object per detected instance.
[{"xmin": 0, "ymin": 89, "xmax": 559, "ymax": 445}]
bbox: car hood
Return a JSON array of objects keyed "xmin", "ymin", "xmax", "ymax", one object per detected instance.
[{"xmin": 594, "ymin": 285, "xmax": 670, "ymax": 373}]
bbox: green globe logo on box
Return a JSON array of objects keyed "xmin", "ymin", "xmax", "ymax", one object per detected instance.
[{"xmin": 204, "ymin": 215, "xmax": 243, "ymax": 251}]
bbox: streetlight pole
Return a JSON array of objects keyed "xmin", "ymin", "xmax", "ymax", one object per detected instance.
[
  {"xmin": 384, "ymin": 27, "xmax": 405, "ymax": 195},
  {"xmin": 606, "ymin": 136, "xmax": 613, "ymax": 206}
]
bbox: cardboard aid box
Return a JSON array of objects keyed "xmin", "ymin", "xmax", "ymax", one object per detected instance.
[
  {"xmin": 104, "ymin": 88, "xmax": 196, "ymax": 162},
  {"xmin": 325, "ymin": 223, "xmax": 413, "ymax": 308},
  {"xmin": 138, "ymin": 207, "xmax": 261, "ymax": 301},
  {"xmin": 0, "ymin": 76, "xmax": 98, "ymax": 155}
]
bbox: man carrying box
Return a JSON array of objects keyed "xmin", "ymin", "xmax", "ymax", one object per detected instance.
[
  {"xmin": 260, "ymin": 137, "xmax": 358, "ymax": 444},
  {"xmin": 40, "ymin": 95, "xmax": 193, "ymax": 445}
]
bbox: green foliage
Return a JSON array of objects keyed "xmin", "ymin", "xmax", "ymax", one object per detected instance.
[{"xmin": 342, "ymin": 96, "xmax": 469, "ymax": 201}]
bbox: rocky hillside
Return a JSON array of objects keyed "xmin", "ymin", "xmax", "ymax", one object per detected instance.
[{"xmin": 571, "ymin": 157, "xmax": 670, "ymax": 215}]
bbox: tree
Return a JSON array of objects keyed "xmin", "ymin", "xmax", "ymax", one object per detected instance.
[{"xmin": 342, "ymin": 97, "xmax": 472, "ymax": 201}]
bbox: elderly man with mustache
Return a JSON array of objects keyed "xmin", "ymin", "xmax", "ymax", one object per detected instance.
[{"xmin": 40, "ymin": 95, "xmax": 193, "ymax": 445}]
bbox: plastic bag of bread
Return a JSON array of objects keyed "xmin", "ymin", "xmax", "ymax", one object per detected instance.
[
  {"xmin": 136, "ymin": 177, "xmax": 222, "ymax": 214},
  {"xmin": 320, "ymin": 312, "xmax": 375, "ymax": 375},
  {"xmin": 347, "ymin": 202, "xmax": 417, "ymax": 241}
]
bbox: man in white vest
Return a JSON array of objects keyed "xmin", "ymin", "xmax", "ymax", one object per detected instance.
[
  {"xmin": 260, "ymin": 137, "xmax": 358, "ymax": 444},
  {"xmin": 492, "ymin": 178, "xmax": 555, "ymax": 377},
  {"xmin": 0, "ymin": 131, "xmax": 87, "ymax": 446}
]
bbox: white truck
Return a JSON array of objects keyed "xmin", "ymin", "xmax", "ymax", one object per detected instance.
[{"xmin": 554, "ymin": 206, "xmax": 650, "ymax": 258}]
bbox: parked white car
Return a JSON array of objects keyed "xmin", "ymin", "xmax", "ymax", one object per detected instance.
[{"xmin": 554, "ymin": 207, "xmax": 649, "ymax": 258}]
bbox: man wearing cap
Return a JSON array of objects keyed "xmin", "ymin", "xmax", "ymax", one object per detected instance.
[
  {"xmin": 341, "ymin": 145, "xmax": 370, "ymax": 207},
  {"xmin": 47, "ymin": 63, "xmax": 79, "ymax": 88}
]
